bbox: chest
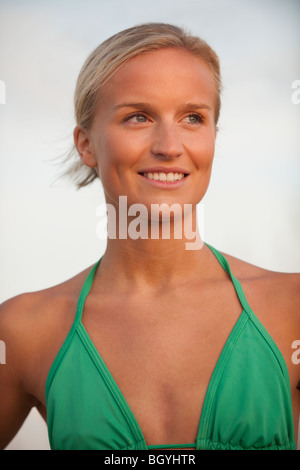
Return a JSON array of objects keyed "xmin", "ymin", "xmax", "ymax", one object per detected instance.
[{"xmin": 81, "ymin": 286, "xmax": 242, "ymax": 445}]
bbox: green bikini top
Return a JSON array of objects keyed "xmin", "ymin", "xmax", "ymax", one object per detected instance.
[{"xmin": 45, "ymin": 244, "xmax": 296, "ymax": 450}]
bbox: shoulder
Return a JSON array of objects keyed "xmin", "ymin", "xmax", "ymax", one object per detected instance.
[
  {"xmin": 220, "ymin": 250, "xmax": 300, "ymax": 378},
  {"xmin": 0, "ymin": 264, "xmax": 93, "ymax": 392},
  {"xmin": 222, "ymin": 251, "xmax": 300, "ymax": 318}
]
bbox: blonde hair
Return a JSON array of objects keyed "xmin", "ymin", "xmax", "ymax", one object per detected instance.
[{"xmin": 68, "ymin": 23, "xmax": 222, "ymax": 188}]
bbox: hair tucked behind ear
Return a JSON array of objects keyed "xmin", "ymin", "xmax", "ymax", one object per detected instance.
[{"xmin": 63, "ymin": 23, "xmax": 222, "ymax": 189}]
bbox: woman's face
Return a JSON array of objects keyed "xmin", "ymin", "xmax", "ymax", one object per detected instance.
[{"xmin": 78, "ymin": 48, "xmax": 217, "ymax": 212}]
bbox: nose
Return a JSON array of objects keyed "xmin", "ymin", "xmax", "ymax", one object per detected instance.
[{"xmin": 150, "ymin": 122, "xmax": 184, "ymax": 160}]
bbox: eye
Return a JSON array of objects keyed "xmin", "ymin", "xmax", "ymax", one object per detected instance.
[
  {"xmin": 182, "ymin": 113, "xmax": 204, "ymax": 125},
  {"xmin": 124, "ymin": 113, "xmax": 149, "ymax": 124}
]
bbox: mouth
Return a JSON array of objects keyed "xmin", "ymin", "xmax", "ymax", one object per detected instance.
[
  {"xmin": 142, "ymin": 171, "xmax": 186, "ymax": 182},
  {"xmin": 138, "ymin": 167, "xmax": 189, "ymax": 185}
]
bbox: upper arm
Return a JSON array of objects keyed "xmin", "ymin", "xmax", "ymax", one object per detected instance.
[{"xmin": 0, "ymin": 296, "xmax": 39, "ymax": 449}]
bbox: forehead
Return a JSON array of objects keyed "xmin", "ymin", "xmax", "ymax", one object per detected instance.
[{"xmin": 99, "ymin": 48, "xmax": 216, "ymax": 109}]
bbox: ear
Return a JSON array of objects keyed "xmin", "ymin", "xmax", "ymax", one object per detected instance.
[{"xmin": 73, "ymin": 126, "xmax": 98, "ymax": 168}]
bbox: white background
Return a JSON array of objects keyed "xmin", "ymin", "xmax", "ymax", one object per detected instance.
[{"xmin": 0, "ymin": 0, "xmax": 299, "ymax": 450}]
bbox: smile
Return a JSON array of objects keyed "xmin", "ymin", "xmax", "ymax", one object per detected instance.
[{"xmin": 142, "ymin": 172, "xmax": 185, "ymax": 182}]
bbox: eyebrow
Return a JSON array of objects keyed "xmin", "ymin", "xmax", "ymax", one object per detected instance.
[{"xmin": 113, "ymin": 102, "xmax": 212, "ymax": 112}]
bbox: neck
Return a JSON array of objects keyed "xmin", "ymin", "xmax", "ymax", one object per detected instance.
[{"xmin": 97, "ymin": 203, "xmax": 210, "ymax": 291}]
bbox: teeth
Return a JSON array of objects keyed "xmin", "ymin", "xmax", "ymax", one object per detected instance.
[{"xmin": 143, "ymin": 172, "xmax": 185, "ymax": 182}]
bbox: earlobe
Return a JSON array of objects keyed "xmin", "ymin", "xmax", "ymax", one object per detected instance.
[{"xmin": 73, "ymin": 126, "xmax": 98, "ymax": 168}]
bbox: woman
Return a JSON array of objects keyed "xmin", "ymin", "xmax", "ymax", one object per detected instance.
[{"xmin": 0, "ymin": 23, "xmax": 299, "ymax": 450}]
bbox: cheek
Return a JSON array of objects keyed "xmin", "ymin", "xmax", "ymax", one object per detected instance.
[
  {"xmin": 93, "ymin": 130, "xmax": 143, "ymax": 196},
  {"xmin": 190, "ymin": 131, "xmax": 215, "ymax": 170},
  {"xmin": 93, "ymin": 133, "xmax": 124, "ymax": 181},
  {"xmin": 99, "ymin": 128, "xmax": 144, "ymax": 169}
]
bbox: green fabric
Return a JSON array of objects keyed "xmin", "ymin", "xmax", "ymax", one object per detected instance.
[{"xmin": 45, "ymin": 244, "xmax": 296, "ymax": 450}]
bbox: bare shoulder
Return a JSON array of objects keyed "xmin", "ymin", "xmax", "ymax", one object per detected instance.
[
  {"xmin": 0, "ymin": 263, "xmax": 94, "ymax": 399},
  {"xmin": 220, "ymin": 250, "xmax": 300, "ymax": 377},
  {"xmin": 0, "ymin": 264, "xmax": 92, "ymax": 339},
  {"xmin": 0, "ymin": 263, "xmax": 96, "ymax": 448},
  {"xmin": 222, "ymin": 250, "xmax": 300, "ymax": 319}
]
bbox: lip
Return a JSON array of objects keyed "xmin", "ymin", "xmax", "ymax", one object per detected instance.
[
  {"xmin": 138, "ymin": 167, "xmax": 189, "ymax": 188},
  {"xmin": 138, "ymin": 166, "xmax": 190, "ymax": 175}
]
